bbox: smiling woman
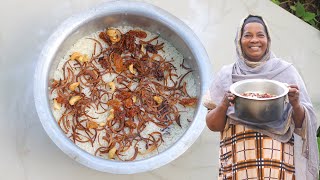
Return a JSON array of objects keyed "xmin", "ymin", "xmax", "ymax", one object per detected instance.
[
  {"xmin": 205, "ymin": 15, "xmax": 319, "ymax": 179},
  {"xmin": 240, "ymin": 23, "xmax": 268, "ymax": 62}
]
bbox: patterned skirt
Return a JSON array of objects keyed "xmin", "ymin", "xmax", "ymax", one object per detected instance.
[{"xmin": 219, "ymin": 124, "xmax": 295, "ymax": 180}]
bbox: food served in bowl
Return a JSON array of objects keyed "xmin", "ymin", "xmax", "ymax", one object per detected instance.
[
  {"xmin": 34, "ymin": 1, "xmax": 211, "ymax": 174},
  {"xmin": 230, "ymin": 79, "xmax": 289, "ymax": 124},
  {"xmin": 240, "ymin": 92, "xmax": 276, "ymax": 99},
  {"xmin": 49, "ymin": 26, "xmax": 198, "ymax": 161}
]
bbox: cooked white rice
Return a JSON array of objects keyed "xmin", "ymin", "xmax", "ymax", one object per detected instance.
[{"xmin": 49, "ymin": 26, "xmax": 197, "ymax": 160}]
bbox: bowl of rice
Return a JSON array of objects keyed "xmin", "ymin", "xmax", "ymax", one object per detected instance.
[{"xmin": 34, "ymin": 1, "xmax": 212, "ymax": 174}]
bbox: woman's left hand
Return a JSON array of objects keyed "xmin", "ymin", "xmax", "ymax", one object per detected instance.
[
  {"xmin": 288, "ymin": 84, "xmax": 301, "ymax": 108},
  {"xmin": 287, "ymin": 84, "xmax": 305, "ymax": 128}
]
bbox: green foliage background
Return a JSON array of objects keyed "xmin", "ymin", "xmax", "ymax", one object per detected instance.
[{"xmin": 271, "ymin": 0, "xmax": 320, "ymax": 31}]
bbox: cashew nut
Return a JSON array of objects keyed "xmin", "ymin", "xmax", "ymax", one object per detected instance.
[
  {"xmin": 87, "ymin": 120, "xmax": 98, "ymax": 129},
  {"xmin": 69, "ymin": 95, "xmax": 82, "ymax": 105},
  {"xmin": 81, "ymin": 54, "xmax": 89, "ymax": 63},
  {"xmin": 70, "ymin": 52, "xmax": 89, "ymax": 64},
  {"xmin": 99, "ymin": 122, "xmax": 106, "ymax": 127},
  {"xmin": 153, "ymin": 96, "xmax": 163, "ymax": 104},
  {"xmin": 77, "ymin": 56, "xmax": 83, "ymax": 62},
  {"xmin": 129, "ymin": 64, "xmax": 137, "ymax": 75},
  {"xmin": 77, "ymin": 54, "xmax": 89, "ymax": 64},
  {"xmin": 106, "ymin": 29, "xmax": 118, "ymax": 37},
  {"xmin": 110, "ymin": 36, "xmax": 121, "ymax": 43},
  {"xmin": 132, "ymin": 96, "xmax": 137, "ymax": 103},
  {"xmin": 108, "ymin": 146, "xmax": 117, "ymax": 159},
  {"xmin": 107, "ymin": 82, "xmax": 115, "ymax": 93},
  {"xmin": 106, "ymin": 29, "xmax": 121, "ymax": 44},
  {"xmin": 106, "ymin": 109, "xmax": 115, "ymax": 121},
  {"xmin": 70, "ymin": 52, "xmax": 82, "ymax": 61},
  {"xmin": 69, "ymin": 82, "xmax": 80, "ymax": 91},
  {"xmin": 53, "ymin": 99, "xmax": 61, "ymax": 110}
]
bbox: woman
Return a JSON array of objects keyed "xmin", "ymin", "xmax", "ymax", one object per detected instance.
[{"xmin": 205, "ymin": 15, "xmax": 319, "ymax": 179}]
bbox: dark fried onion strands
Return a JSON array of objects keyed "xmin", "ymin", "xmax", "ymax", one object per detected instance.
[{"xmin": 50, "ymin": 28, "xmax": 198, "ymax": 161}]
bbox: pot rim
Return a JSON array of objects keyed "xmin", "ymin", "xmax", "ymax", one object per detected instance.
[{"xmin": 230, "ymin": 79, "xmax": 289, "ymax": 101}]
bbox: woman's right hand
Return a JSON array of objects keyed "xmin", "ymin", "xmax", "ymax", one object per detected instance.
[
  {"xmin": 221, "ymin": 91, "xmax": 236, "ymax": 108},
  {"xmin": 206, "ymin": 91, "xmax": 236, "ymax": 132}
]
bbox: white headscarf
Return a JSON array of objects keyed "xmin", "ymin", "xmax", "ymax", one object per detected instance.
[{"xmin": 209, "ymin": 15, "xmax": 319, "ymax": 179}]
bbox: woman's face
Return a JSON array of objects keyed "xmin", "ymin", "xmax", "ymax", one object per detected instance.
[{"xmin": 241, "ymin": 22, "xmax": 268, "ymax": 62}]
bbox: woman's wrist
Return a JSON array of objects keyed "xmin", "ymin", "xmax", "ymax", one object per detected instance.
[
  {"xmin": 292, "ymin": 102, "xmax": 303, "ymax": 112},
  {"xmin": 219, "ymin": 102, "xmax": 229, "ymax": 110},
  {"xmin": 292, "ymin": 103, "xmax": 305, "ymax": 128}
]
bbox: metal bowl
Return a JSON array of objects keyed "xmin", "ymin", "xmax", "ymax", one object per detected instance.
[
  {"xmin": 230, "ymin": 79, "xmax": 289, "ymax": 125},
  {"xmin": 33, "ymin": 1, "xmax": 212, "ymax": 174}
]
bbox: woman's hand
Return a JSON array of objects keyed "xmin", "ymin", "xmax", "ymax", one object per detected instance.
[
  {"xmin": 206, "ymin": 91, "xmax": 236, "ymax": 132},
  {"xmin": 287, "ymin": 84, "xmax": 305, "ymax": 128},
  {"xmin": 221, "ymin": 91, "xmax": 236, "ymax": 108},
  {"xmin": 287, "ymin": 84, "xmax": 300, "ymax": 108}
]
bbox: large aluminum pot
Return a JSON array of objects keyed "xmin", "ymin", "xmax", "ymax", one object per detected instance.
[
  {"xmin": 230, "ymin": 79, "xmax": 289, "ymax": 125},
  {"xmin": 33, "ymin": 1, "xmax": 212, "ymax": 174}
]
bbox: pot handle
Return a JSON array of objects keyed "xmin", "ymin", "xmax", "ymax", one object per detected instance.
[{"xmin": 283, "ymin": 83, "xmax": 290, "ymax": 107}]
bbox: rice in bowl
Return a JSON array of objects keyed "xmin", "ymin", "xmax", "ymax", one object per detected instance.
[{"xmin": 49, "ymin": 26, "xmax": 198, "ymax": 161}]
